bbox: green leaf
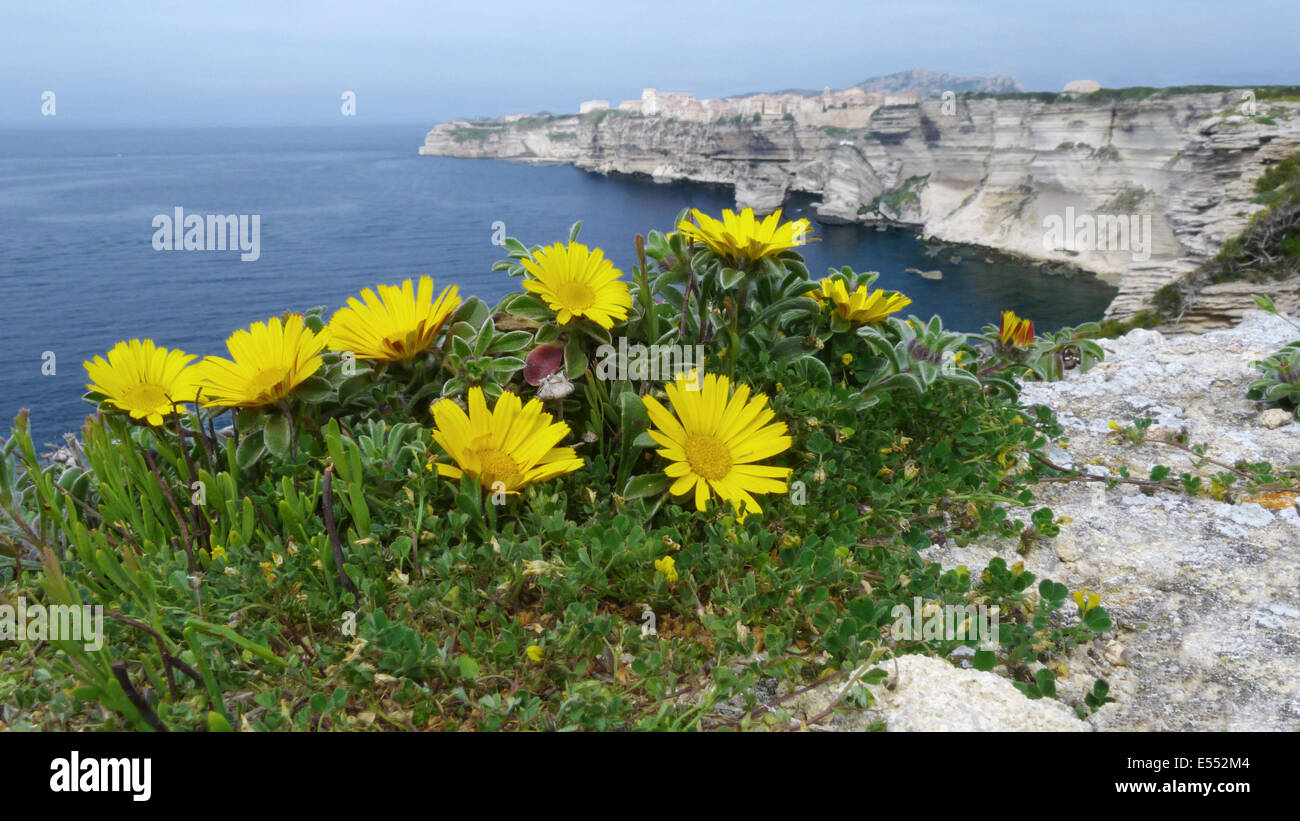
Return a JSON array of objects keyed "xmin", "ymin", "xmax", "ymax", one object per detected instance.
[
  {"xmin": 806, "ymin": 431, "xmax": 832, "ymax": 455},
  {"xmin": 1014, "ymin": 682, "xmax": 1042, "ymax": 699},
  {"xmin": 264, "ymin": 414, "xmax": 292, "ymax": 460},
  {"xmin": 473, "ymin": 319, "xmax": 497, "ymax": 356},
  {"xmin": 1038, "ymin": 580, "xmax": 1068, "ymax": 603},
  {"xmin": 1084, "ymin": 606, "xmax": 1112, "ymax": 632},
  {"xmin": 1252, "ymin": 293, "xmax": 1277, "ymax": 314},
  {"xmin": 619, "ymin": 390, "xmax": 649, "ymax": 442},
  {"xmin": 1034, "ymin": 668, "xmax": 1056, "ymax": 697},
  {"xmin": 459, "ymin": 655, "xmax": 480, "ymax": 680},
  {"xmin": 770, "ymin": 336, "xmax": 814, "ymax": 362},
  {"xmin": 632, "ymin": 431, "xmax": 658, "ymax": 449},
  {"xmin": 623, "ymin": 472, "xmax": 671, "ymax": 500},
  {"xmin": 564, "ymin": 335, "xmax": 588, "ymax": 379},
  {"xmin": 294, "ymin": 375, "xmax": 333, "ymax": 403},
  {"xmin": 207, "ymin": 710, "xmax": 234, "ymax": 732},
  {"xmin": 236, "ymin": 430, "xmax": 265, "ymax": 469},
  {"xmin": 504, "ymin": 293, "xmax": 556, "ymax": 322},
  {"xmin": 972, "ymin": 649, "xmax": 996, "ymax": 671},
  {"xmin": 453, "ymin": 296, "xmax": 491, "ymax": 329},
  {"xmin": 489, "ymin": 356, "xmax": 527, "ymax": 378}
]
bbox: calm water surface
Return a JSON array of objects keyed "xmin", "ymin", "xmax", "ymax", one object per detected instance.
[{"xmin": 0, "ymin": 125, "xmax": 1116, "ymax": 443}]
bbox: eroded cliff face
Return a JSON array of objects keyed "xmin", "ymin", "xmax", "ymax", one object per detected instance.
[{"xmin": 421, "ymin": 94, "xmax": 1300, "ymax": 326}]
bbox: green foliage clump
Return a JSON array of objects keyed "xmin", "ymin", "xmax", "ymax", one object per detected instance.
[
  {"xmin": 1152, "ymin": 283, "xmax": 1183, "ymax": 316},
  {"xmin": 1198, "ymin": 151, "xmax": 1300, "ymax": 285},
  {"xmin": 450, "ymin": 126, "xmax": 497, "ymax": 143},
  {"xmin": 1097, "ymin": 310, "xmax": 1161, "ymax": 339},
  {"xmin": 0, "ymin": 213, "xmax": 1115, "ymax": 731},
  {"xmin": 1104, "ymin": 186, "xmax": 1150, "ymax": 213},
  {"xmin": 1246, "ymin": 296, "xmax": 1300, "ymax": 421},
  {"xmin": 872, "ymin": 175, "xmax": 929, "ymax": 216},
  {"xmin": 1145, "ymin": 151, "xmax": 1300, "ymax": 317}
]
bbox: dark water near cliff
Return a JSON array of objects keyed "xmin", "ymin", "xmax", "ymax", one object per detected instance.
[{"xmin": 0, "ymin": 124, "xmax": 1116, "ymax": 444}]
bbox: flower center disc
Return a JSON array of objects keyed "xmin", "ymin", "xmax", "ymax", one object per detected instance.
[
  {"xmin": 556, "ymin": 281, "xmax": 596, "ymax": 312},
  {"xmin": 475, "ymin": 448, "xmax": 521, "ymax": 485},
  {"xmin": 121, "ymin": 382, "xmax": 170, "ymax": 412},
  {"xmin": 684, "ymin": 434, "xmax": 732, "ymax": 480}
]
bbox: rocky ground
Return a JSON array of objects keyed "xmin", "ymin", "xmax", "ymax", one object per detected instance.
[{"xmin": 759, "ymin": 310, "xmax": 1300, "ymax": 730}]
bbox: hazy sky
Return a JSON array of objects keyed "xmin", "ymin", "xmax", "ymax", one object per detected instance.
[{"xmin": 3, "ymin": 0, "xmax": 1296, "ymax": 126}]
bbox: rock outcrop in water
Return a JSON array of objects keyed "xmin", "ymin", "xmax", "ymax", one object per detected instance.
[{"xmin": 420, "ymin": 91, "xmax": 1300, "ymax": 327}]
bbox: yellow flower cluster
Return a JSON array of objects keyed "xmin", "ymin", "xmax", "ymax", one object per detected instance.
[
  {"xmin": 82, "ymin": 221, "xmax": 799, "ymax": 510},
  {"xmin": 1073, "ymin": 589, "xmax": 1101, "ymax": 613},
  {"xmin": 654, "ymin": 555, "xmax": 679, "ymax": 583},
  {"xmin": 84, "ymin": 275, "xmax": 462, "ymax": 421}
]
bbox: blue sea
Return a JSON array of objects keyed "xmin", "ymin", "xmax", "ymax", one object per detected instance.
[{"xmin": 0, "ymin": 124, "xmax": 1116, "ymax": 445}]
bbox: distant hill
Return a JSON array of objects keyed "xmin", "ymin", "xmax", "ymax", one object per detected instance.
[
  {"xmin": 737, "ymin": 69, "xmax": 1024, "ymax": 100},
  {"xmin": 854, "ymin": 69, "xmax": 1024, "ymax": 99}
]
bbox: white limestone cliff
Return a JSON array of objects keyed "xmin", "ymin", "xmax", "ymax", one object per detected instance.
[{"xmin": 420, "ymin": 92, "xmax": 1300, "ymax": 326}]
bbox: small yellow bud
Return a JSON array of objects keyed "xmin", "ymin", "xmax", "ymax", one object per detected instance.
[
  {"xmin": 525, "ymin": 645, "xmax": 544, "ymax": 662},
  {"xmin": 654, "ymin": 555, "xmax": 678, "ymax": 584}
]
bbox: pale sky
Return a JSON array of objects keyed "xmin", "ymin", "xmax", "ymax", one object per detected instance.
[{"xmin": 2, "ymin": 0, "xmax": 1296, "ymax": 126}]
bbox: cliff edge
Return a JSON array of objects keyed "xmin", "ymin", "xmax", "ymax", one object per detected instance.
[{"xmin": 421, "ymin": 91, "xmax": 1300, "ymax": 328}]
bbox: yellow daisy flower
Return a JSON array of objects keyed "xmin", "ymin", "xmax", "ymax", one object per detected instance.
[
  {"xmin": 520, "ymin": 242, "xmax": 632, "ymax": 329},
  {"xmin": 428, "ymin": 386, "xmax": 584, "ymax": 492},
  {"xmin": 999, "ymin": 310, "xmax": 1035, "ymax": 347},
  {"xmin": 642, "ymin": 372, "xmax": 793, "ymax": 515},
  {"xmin": 806, "ymin": 278, "xmax": 912, "ymax": 325},
  {"xmin": 328, "ymin": 276, "xmax": 460, "ymax": 362},
  {"xmin": 677, "ymin": 207, "xmax": 815, "ymax": 265},
  {"xmin": 83, "ymin": 339, "xmax": 201, "ymax": 426},
  {"xmin": 196, "ymin": 314, "xmax": 329, "ymax": 408}
]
